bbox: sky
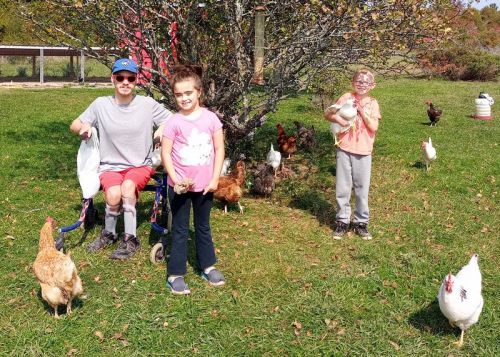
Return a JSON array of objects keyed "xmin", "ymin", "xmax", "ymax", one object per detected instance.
[{"xmin": 471, "ymin": 0, "xmax": 500, "ymax": 9}]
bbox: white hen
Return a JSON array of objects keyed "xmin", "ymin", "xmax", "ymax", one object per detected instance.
[
  {"xmin": 220, "ymin": 158, "xmax": 231, "ymax": 176},
  {"xmin": 266, "ymin": 144, "xmax": 281, "ymax": 177},
  {"xmin": 438, "ymin": 254, "xmax": 483, "ymax": 347},
  {"xmin": 421, "ymin": 137, "xmax": 437, "ymax": 172},
  {"xmin": 328, "ymin": 99, "xmax": 358, "ymax": 146}
]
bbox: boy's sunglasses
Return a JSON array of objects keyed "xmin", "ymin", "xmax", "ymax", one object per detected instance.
[{"xmin": 114, "ymin": 75, "xmax": 136, "ymax": 83}]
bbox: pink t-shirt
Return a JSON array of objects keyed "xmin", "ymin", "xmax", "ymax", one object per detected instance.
[
  {"xmin": 163, "ymin": 108, "xmax": 223, "ymax": 192},
  {"xmin": 335, "ymin": 92, "xmax": 381, "ymax": 155}
]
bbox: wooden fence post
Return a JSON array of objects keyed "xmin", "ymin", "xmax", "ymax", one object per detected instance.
[{"xmin": 251, "ymin": 5, "xmax": 266, "ymax": 85}]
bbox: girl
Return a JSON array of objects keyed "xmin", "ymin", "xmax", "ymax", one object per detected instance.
[
  {"xmin": 161, "ymin": 65, "xmax": 225, "ymax": 295},
  {"xmin": 324, "ymin": 69, "xmax": 382, "ymax": 240}
]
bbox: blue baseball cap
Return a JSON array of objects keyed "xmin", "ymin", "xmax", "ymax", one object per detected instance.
[{"xmin": 112, "ymin": 58, "xmax": 138, "ymax": 74}]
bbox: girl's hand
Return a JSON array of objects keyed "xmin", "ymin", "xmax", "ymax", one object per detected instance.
[{"xmin": 203, "ymin": 178, "xmax": 219, "ymax": 195}]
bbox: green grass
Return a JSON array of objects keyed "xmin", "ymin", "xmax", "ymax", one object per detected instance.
[{"xmin": 0, "ymin": 78, "xmax": 498, "ymax": 356}]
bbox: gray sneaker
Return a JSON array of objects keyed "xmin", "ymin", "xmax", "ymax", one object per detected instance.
[
  {"xmin": 87, "ymin": 230, "xmax": 118, "ymax": 252},
  {"xmin": 353, "ymin": 223, "xmax": 372, "ymax": 240},
  {"xmin": 332, "ymin": 221, "xmax": 349, "ymax": 240},
  {"xmin": 201, "ymin": 268, "xmax": 225, "ymax": 286},
  {"xmin": 110, "ymin": 233, "xmax": 140, "ymax": 260},
  {"xmin": 167, "ymin": 276, "xmax": 191, "ymax": 295}
]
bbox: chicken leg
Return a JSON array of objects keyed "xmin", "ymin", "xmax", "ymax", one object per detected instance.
[
  {"xmin": 454, "ymin": 330, "xmax": 464, "ymax": 348},
  {"xmin": 53, "ymin": 305, "xmax": 60, "ymax": 319}
]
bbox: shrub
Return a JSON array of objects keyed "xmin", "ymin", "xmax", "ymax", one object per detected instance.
[
  {"xmin": 418, "ymin": 48, "xmax": 500, "ymax": 81},
  {"xmin": 16, "ymin": 66, "xmax": 28, "ymax": 77}
]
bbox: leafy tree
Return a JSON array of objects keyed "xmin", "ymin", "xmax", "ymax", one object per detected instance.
[{"xmin": 18, "ymin": 0, "xmax": 460, "ymax": 153}]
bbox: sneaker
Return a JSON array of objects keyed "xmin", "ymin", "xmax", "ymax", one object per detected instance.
[
  {"xmin": 201, "ymin": 268, "xmax": 225, "ymax": 286},
  {"xmin": 353, "ymin": 223, "xmax": 373, "ymax": 240},
  {"xmin": 87, "ymin": 230, "xmax": 118, "ymax": 252},
  {"xmin": 167, "ymin": 276, "xmax": 191, "ymax": 295},
  {"xmin": 110, "ymin": 233, "xmax": 140, "ymax": 260},
  {"xmin": 332, "ymin": 221, "xmax": 349, "ymax": 240}
]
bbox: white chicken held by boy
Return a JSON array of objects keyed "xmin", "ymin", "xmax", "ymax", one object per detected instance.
[
  {"xmin": 328, "ymin": 99, "xmax": 358, "ymax": 146},
  {"xmin": 421, "ymin": 137, "xmax": 436, "ymax": 171},
  {"xmin": 438, "ymin": 254, "xmax": 483, "ymax": 347}
]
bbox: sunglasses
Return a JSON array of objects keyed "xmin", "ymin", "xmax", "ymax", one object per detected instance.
[{"xmin": 114, "ymin": 75, "xmax": 136, "ymax": 83}]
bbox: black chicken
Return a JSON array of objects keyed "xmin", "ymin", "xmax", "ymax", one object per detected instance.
[
  {"xmin": 252, "ymin": 163, "xmax": 275, "ymax": 196},
  {"xmin": 293, "ymin": 121, "xmax": 316, "ymax": 151},
  {"xmin": 426, "ymin": 100, "xmax": 442, "ymax": 127}
]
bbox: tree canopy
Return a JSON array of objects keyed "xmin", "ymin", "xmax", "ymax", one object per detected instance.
[{"xmin": 17, "ymin": 0, "xmax": 470, "ymax": 152}]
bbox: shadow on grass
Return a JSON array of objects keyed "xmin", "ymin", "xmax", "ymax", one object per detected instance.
[
  {"xmin": 408, "ymin": 300, "xmax": 458, "ymax": 337},
  {"xmin": 36, "ymin": 289, "xmax": 84, "ymax": 318},
  {"xmin": 412, "ymin": 161, "xmax": 425, "ymax": 170},
  {"xmin": 289, "ymin": 189, "xmax": 336, "ymax": 229}
]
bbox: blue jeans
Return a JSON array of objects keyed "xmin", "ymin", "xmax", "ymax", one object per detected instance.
[{"xmin": 167, "ymin": 187, "xmax": 217, "ymax": 276}]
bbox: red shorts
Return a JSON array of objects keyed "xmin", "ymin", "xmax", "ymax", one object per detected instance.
[{"xmin": 99, "ymin": 166, "xmax": 155, "ymax": 195}]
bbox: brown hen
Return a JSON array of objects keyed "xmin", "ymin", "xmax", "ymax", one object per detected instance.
[
  {"xmin": 426, "ymin": 100, "xmax": 442, "ymax": 126},
  {"xmin": 214, "ymin": 160, "xmax": 246, "ymax": 213},
  {"xmin": 33, "ymin": 217, "xmax": 83, "ymax": 318},
  {"xmin": 276, "ymin": 123, "xmax": 297, "ymax": 158}
]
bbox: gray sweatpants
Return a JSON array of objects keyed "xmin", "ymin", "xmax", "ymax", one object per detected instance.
[{"xmin": 335, "ymin": 149, "xmax": 372, "ymax": 224}]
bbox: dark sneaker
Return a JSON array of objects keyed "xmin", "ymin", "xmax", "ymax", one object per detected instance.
[
  {"xmin": 110, "ymin": 233, "xmax": 140, "ymax": 260},
  {"xmin": 87, "ymin": 230, "xmax": 118, "ymax": 252},
  {"xmin": 353, "ymin": 223, "xmax": 372, "ymax": 240},
  {"xmin": 332, "ymin": 221, "xmax": 349, "ymax": 240},
  {"xmin": 201, "ymin": 268, "xmax": 225, "ymax": 286},
  {"xmin": 167, "ymin": 276, "xmax": 191, "ymax": 295}
]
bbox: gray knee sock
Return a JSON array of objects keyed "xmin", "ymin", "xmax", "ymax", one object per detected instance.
[
  {"xmin": 105, "ymin": 203, "xmax": 121, "ymax": 234},
  {"xmin": 122, "ymin": 196, "xmax": 137, "ymax": 236}
]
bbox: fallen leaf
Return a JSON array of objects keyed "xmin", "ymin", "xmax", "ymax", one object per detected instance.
[
  {"xmin": 163, "ymin": 321, "xmax": 169, "ymax": 328},
  {"xmin": 113, "ymin": 332, "xmax": 123, "ymax": 339},
  {"xmin": 337, "ymin": 328, "xmax": 345, "ymax": 336},
  {"xmin": 292, "ymin": 320, "xmax": 302, "ymax": 330},
  {"xmin": 66, "ymin": 348, "xmax": 77, "ymax": 356},
  {"xmin": 389, "ymin": 341, "xmax": 400, "ymax": 350},
  {"xmin": 95, "ymin": 331, "xmax": 104, "ymax": 341}
]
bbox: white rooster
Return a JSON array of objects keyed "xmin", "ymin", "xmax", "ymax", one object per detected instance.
[
  {"xmin": 421, "ymin": 137, "xmax": 437, "ymax": 172},
  {"xmin": 328, "ymin": 99, "xmax": 358, "ymax": 146},
  {"xmin": 438, "ymin": 254, "xmax": 484, "ymax": 347},
  {"xmin": 266, "ymin": 143, "xmax": 281, "ymax": 177}
]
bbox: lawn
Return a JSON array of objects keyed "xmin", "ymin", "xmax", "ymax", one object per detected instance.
[{"xmin": 0, "ymin": 78, "xmax": 498, "ymax": 356}]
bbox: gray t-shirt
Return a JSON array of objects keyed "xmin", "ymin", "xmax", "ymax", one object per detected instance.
[{"xmin": 80, "ymin": 95, "xmax": 172, "ymax": 172}]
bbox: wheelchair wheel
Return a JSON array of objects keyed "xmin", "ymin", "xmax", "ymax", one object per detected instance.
[
  {"xmin": 150, "ymin": 242, "xmax": 165, "ymax": 264},
  {"xmin": 84, "ymin": 207, "xmax": 99, "ymax": 230}
]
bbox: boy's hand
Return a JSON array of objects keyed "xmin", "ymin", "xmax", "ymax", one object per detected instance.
[
  {"xmin": 79, "ymin": 123, "xmax": 92, "ymax": 141},
  {"xmin": 339, "ymin": 118, "xmax": 351, "ymax": 127}
]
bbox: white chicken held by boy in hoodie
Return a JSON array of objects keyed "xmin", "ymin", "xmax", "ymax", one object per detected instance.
[
  {"xmin": 438, "ymin": 254, "xmax": 483, "ymax": 347},
  {"xmin": 421, "ymin": 137, "xmax": 436, "ymax": 172}
]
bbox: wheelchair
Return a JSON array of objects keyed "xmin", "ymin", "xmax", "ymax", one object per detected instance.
[{"xmin": 55, "ymin": 172, "xmax": 171, "ymax": 264}]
